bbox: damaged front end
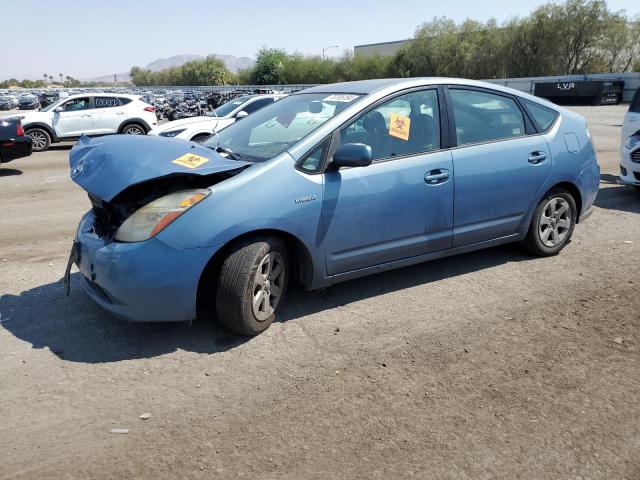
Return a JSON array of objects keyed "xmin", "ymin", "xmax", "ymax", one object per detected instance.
[
  {"xmin": 66, "ymin": 135, "xmax": 249, "ymax": 322},
  {"xmin": 70, "ymin": 135, "xmax": 250, "ymax": 241}
]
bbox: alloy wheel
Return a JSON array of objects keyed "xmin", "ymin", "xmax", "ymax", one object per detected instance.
[
  {"xmin": 29, "ymin": 131, "xmax": 47, "ymax": 150},
  {"xmin": 252, "ymin": 251, "xmax": 286, "ymax": 322},
  {"xmin": 538, "ymin": 197, "xmax": 571, "ymax": 247},
  {"xmin": 123, "ymin": 125, "xmax": 144, "ymax": 135}
]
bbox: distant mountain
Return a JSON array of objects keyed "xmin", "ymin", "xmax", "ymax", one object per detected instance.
[{"xmin": 88, "ymin": 54, "xmax": 255, "ymax": 83}]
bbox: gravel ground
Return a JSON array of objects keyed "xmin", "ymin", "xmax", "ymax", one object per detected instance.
[{"xmin": 0, "ymin": 105, "xmax": 638, "ymax": 479}]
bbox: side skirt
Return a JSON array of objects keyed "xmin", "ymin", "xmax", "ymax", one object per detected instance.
[{"xmin": 316, "ymin": 233, "xmax": 522, "ymax": 289}]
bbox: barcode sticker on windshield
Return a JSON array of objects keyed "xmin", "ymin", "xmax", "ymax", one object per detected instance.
[
  {"xmin": 323, "ymin": 94, "xmax": 359, "ymax": 103},
  {"xmin": 172, "ymin": 153, "xmax": 210, "ymax": 169}
]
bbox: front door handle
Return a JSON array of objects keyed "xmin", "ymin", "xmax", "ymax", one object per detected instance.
[
  {"xmin": 424, "ymin": 169, "xmax": 450, "ymax": 184},
  {"xmin": 80, "ymin": 114, "xmax": 91, "ymax": 118},
  {"xmin": 528, "ymin": 151, "xmax": 547, "ymax": 164}
]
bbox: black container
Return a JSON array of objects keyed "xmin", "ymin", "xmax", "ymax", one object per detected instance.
[{"xmin": 534, "ymin": 80, "xmax": 624, "ymax": 106}]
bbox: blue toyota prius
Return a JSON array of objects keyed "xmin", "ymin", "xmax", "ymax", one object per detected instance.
[{"xmin": 66, "ymin": 78, "xmax": 600, "ymax": 335}]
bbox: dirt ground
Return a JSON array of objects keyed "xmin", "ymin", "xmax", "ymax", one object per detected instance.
[{"xmin": 0, "ymin": 105, "xmax": 639, "ymax": 480}]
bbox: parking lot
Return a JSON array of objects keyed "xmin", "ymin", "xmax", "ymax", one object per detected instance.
[{"xmin": 0, "ymin": 104, "xmax": 638, "ymax": 479}]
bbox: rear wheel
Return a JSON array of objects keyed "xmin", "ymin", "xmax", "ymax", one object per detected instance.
[
  {"xmin": 215, "ymin": 237, "xmax": 288, "ymax": 336},
  {"xmin": 26, "ymin": 128, "xmax": 51, "ymax": 152},
  {"xmin": 522, "ymin": 188, "xmax": 576, "ymax": 256},
  {"xmin": 121, "ymin": 123, "xmax": 146, "ymax": 135}
]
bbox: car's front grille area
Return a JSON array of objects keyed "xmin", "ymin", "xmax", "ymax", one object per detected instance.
[
  {"xmin": 631, "ymin": 149, "xmax": 640, "ymax": 163},
  {"xmin": 89, "ymin": 194, "xmax": 124, "ymax": 239}
]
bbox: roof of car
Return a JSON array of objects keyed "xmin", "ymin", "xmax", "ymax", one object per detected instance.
[
  {"xmin": 298, "ymin": 77, "xmax": 562, "ymax": 111},
  {"xmin": 62, "ymin": 93, "xmax": 139, "ymax": 100}
]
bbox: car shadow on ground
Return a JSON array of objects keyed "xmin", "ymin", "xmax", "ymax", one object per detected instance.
[
  {"xmin": 0, "ymin": 167, "xmax": 22, "ymax": 177},
  {"xmin": 596, "ymin": 177, "xmax": 640, "ymax": 214},
  {"xmin": 1, "ymin": 246, "xmax": 535, "ymax": 364}
]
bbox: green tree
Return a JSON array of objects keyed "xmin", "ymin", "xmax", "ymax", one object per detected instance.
[{"xmin": 251, "ymin": 47, "xmax": 288, "ymax": 84}]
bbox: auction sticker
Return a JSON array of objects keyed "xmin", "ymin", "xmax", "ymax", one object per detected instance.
[
  {"xmin": 172, "ymin": 153, "xmax": 210, "ymax": 169},
  {"xmin": 323, "ymin": 94, "xmax": 359, "ymax": 103},
  {"xmin": 389, "ymin": 113, "xmax": 411, "ymax": 141}
]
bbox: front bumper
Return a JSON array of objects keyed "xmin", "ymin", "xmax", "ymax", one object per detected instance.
[
  {"xmin": 74, "ymin": 211, "xmax": 218, "ymax": 322},
  {"xmin": 619, "ymin": 145, "xmax": 640, "ymax": 186}
]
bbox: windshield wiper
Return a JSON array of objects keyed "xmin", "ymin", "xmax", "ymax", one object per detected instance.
[{"xmin": 215, "ymin": 146, "xmax": 243, "ymax": 161}]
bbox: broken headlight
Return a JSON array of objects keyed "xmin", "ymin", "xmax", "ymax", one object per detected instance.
[{"xmin": 115, "ymin": 189, "xmax": 210, "ymax": 242}]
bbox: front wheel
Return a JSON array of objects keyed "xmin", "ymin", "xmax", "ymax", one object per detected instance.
[
  {"xmin": 522, "ymin": 189, "xmax": 577, "ymax": 256},
  {"xmin": 26, "ymin": 128, "xmax": 51, "ymax": 152},
  {"xmin": 215, "ymin": 237, "xmax": 288, "ymax": 336}
]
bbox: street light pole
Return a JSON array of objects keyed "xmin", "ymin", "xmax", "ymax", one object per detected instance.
[{"xmin": 322, "ymin": 45, "xmax": 339, "ymax": 60}]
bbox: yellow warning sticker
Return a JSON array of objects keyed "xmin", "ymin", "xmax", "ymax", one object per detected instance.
[
  {"xmin": 389, "ymin": 113, "xmax": 411, "ymax": 141},
  {"xmin": 171, "ymin": 153, "xmax": 210, "ymax": 169}
]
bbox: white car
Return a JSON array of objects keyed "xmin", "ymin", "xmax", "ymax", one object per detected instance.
[
  {"xmin": 149, "ymin": 94, "xmax": 286, "ymax": 142},
  {"xmin": 619, "ymin": 87, "xmax": 640, "ymax": 190},
  {"xmin": 21, "ymin": 93, "xmax": 158, "ymax": 152}
]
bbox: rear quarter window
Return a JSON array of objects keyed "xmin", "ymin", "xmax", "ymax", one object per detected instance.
[
  {"xmin": 118, "ymin": 97, "xmax": 132, "ymax": 105},
  {"xmin": 522, "ymin": 99, "xmax": 559, "ymax": 133}
]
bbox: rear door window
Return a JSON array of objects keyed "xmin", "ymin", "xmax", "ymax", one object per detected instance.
[
  {"xmin": 94, "ymin": 97, "xmax": 120, "ymax": 109},
  {"xmin": 449, "ymin": 89, "xmax": 525, "ymax": 146}
]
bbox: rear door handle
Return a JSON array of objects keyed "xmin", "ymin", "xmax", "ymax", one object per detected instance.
[
  {"xmin": 116, "ymin": 112, "xmax": 125, "ymax": 115},
  {"xmin": 528, "ymin": 152, "xmax": 547, "ymax": 164},
  {"xmin": 81, "ymin": 114, "xmax": 91, "ymax": 118},
  {"xmin": 424, "ymin": 169, "xmax": 450, "ymax": 184}
]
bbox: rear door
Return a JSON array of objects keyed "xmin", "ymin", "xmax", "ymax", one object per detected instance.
[
  {"xmin": 52, "ymin": 97, "xmax": 95, "ymax": 137},
  {"xmin": 447, "ymin": 87, "xmax": 552, "ymax": 247},
  {"xmin": 92, "ymin": 96, "xmax": 125, "ymax": 134}
]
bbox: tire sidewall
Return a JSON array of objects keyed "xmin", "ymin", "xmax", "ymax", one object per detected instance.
[
  {"xmin": 529, "ymin": 190, "xmax": 577, "ymax": 255},
  {"xmin": 242, "ymin": 239, "xmax": 289, "ymax": 335}
]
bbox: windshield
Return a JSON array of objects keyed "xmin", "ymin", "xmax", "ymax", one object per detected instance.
[
  {"xmin": 203, "ymin": 93, "xmax": 362, "ymax": 162},
  {"xmin": 41, "ymin": 98, "xmax": 65, "ymax": 112},
  {"xmin": 209, "ymin": 95, "xmax": 254, "ymax": 117}
]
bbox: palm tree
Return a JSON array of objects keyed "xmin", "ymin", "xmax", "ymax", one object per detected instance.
[
  {"xmin": 59, "ymin": 73, "xmax": 63, "ymax": 84},
  {"xmin": 65, "ymin": 75, "xmax": 71, "ymax": 86},
  {"xmin": 48, "ymin": 75, "xmax": 53, "ymax": 84},
  {"xmin": 43, "ymin": 73, "xmax": 48, "ymax": 84}
]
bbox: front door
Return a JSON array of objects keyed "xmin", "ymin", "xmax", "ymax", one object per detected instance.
[
  {"xmin": 53, "ymin": 97, "xmax": 94, "ymax": 137},
  {"xmin": 322, "ymin": 88, "xmax": 454, "ymax": 276}
]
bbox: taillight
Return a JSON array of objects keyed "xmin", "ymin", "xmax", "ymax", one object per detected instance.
[
  {"xmin": 16, "ymin": 124, "xmax": 24, "ymax": 136},
  {"xmin": 144, "ymin": 106, "xmax": 156, "ymax": 112}
]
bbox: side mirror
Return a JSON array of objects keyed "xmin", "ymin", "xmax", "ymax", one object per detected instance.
[
  {"xmin": 236, "ymin": 110, "xmax": 248, "ymax": 120},
  {"xmin": 332, "ymin": 143, "xmax": 372, "ymax": 168},
  {"xmin": 54, "ymin": 106, "xmax": 63, "ymax": 113}
]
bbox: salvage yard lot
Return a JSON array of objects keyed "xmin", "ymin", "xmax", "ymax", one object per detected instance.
[{"xmin": 0, "ymin": 105, "xmax": 639, "ymax": 479}]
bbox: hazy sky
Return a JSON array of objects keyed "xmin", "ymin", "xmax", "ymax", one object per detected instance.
[{"xmin": 1, "ymin": 0, "xmax": 638, "ymax": 80}]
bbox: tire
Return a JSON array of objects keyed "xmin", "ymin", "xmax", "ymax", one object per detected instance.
[
  {"xmin": 633, "ymin": 185, "xmax": 640, "ymax": 192},
  {"xmin": 121, "ymin": 123, "xmax": 146, "ymax": 135},
  {"xmin": 26, "ymin": 128, "xmax": 51, "ymax": 152},
  {"xmin": 522, "ymin": 188, "xmax": 577, "ymax": 256},
  {"xmin": 215, "ymin": 237, "xmax": 288, "ymax": 336}
]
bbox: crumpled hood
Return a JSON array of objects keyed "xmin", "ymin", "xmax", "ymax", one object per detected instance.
[{"xmin": 69, "ymin": 135, "xmax": 250, "ymax": 202}]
